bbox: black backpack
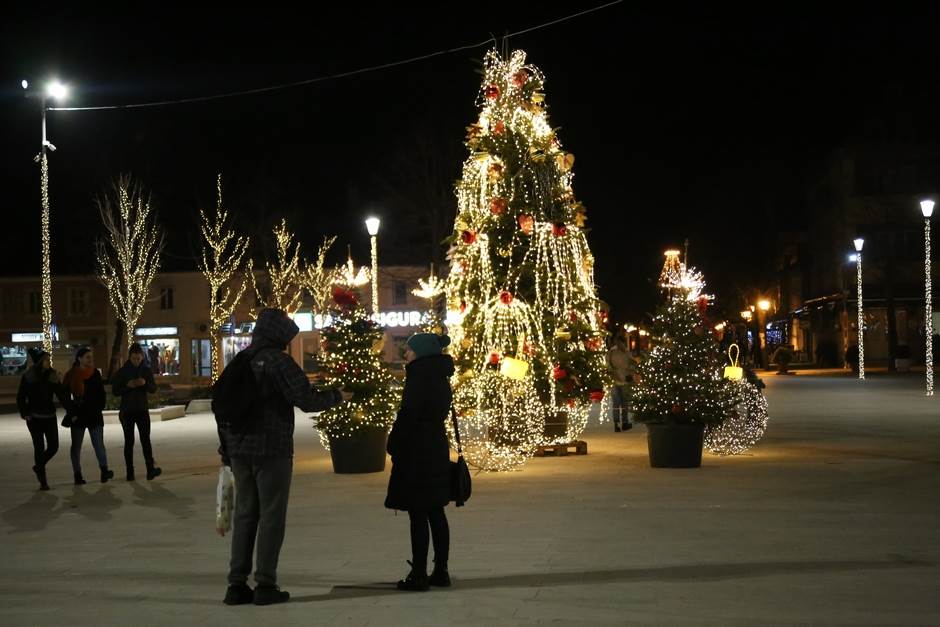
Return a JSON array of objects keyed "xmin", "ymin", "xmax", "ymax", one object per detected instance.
[{"xmin": 212, "ymin": 347, "xmax": 268, "ymax": 434}]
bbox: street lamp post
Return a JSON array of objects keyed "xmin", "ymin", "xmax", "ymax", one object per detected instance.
[
  {"xmin": 921, "ymin": 200, "xmax": 935, "ymax": 396},
  {"xmin": 365, "ymin": 217, "xmax": 380, "ymax": 316},
  {"xmin": 854, "ymin": 237, "xmax": 865, "ymax": 380},
  {"xmin": 23, "ymin": 79, "xmax": 68, "ymax": 354}
]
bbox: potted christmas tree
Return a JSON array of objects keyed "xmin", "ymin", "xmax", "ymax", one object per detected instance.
[
  {"xmin": 315, "ymin": 287, "xmax": 401, "ymax": 473},
  {"xmin": 632, "ymin": 256, "xmax": 727, "ymax": 468}
]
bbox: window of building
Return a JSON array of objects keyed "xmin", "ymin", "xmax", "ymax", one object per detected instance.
[
  {"xmin": 28, "ymin": 291, "xmax": 41, "ymax": 315},
  {"xmin": 160, "ymin": 287, "xmax": 174, "ymax": 310},
  {"xmin": 191, "ymin": 339, "xmax": 211, "ymax": 377},
  {"xmin": 393, "ymin": 281, "xmax": 408, "ymax": 305}
]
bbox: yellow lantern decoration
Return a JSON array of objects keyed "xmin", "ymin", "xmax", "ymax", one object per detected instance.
[
  {"xmin": 500, "ymin": 356, "xmax": 530, "ymax": 380},
  {"xmin": 723, "ymin": 344, "xmax": 743, "ymax": 380}
]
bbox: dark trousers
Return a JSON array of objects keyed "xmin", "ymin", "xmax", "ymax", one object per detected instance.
[
  {"xmin": 408, "ymin": 507, "xmax": 449, "ymax": 573},
  {"xmin": 228, "ymin": 456, "xmax": 293, "ymax": 587},
  {"xmin": 27, "ymin": 418, "xmax": 59, "ymax": 468},
  {"xmin": 120, "ymin": 412, "xmax": 154, "ymax": 469}
]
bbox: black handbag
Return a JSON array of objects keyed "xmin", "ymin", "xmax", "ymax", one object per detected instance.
[{"xmin": 449, "ymin": 406, "xmax": 472, "ymax": 507}]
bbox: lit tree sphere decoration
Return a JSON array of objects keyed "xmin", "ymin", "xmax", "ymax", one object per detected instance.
[{"xmin": 705, "ymin": 380, "xmax": 769, "ymax": 456}]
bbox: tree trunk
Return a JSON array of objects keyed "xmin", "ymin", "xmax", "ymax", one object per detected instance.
[
  {"xmin": 107, "ymin": 318, "xmax": 127, "ymax": 381},
  {"xmin": 210, "ymin": 329, "xmax": 222, "ymax": 384}
]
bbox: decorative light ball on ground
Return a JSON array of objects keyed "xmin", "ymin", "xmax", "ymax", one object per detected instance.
[
  {"xmin": 450, "ymin": 370, "xmax": 544, "ymax": 471},
  {"xmin": 705, "ymin": 380, "xmax": 769, "ymax": 456}
]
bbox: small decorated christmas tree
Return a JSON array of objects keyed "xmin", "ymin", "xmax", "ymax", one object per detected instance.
[{"xmin": 314, "ymin": 286, "xmax": 400, "ymax": 448}]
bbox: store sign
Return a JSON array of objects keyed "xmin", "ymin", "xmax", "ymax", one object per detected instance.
[
  {"xmin": 136, "ymin": 326, "xmax": 179, "ymax": 337},
  {"xmin": 291, "ymin": 311, "xmax": 428, "ymax": 331},
  {"xmin": 12, "ymin": 332, "xmax": 45, "ymax": 342}
]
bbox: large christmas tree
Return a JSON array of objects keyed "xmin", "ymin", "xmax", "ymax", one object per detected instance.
[
  {"xmin": 314, "ymin": 286, "xmax": 400, "ymax": 449},
  {"xmin": 445, "ymin": 49, "xmax": 610, "ymax": 470}
]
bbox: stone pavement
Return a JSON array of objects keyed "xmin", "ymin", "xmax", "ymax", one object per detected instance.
[{"xmin": 0, "ymin": 374, "xmax": 938, "ymax": 626}]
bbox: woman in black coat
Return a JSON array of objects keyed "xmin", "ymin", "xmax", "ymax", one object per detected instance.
[
  {"xmin": 63, "ymin": 347, "xmax": 113, "ymax": 485},
  {"xmin": 16, "ymin": 348, "xmax": 67, "ymax": 490},
  {"xmin": 385, "ymin": 333, "xmax": 454, "ymax": 591}
]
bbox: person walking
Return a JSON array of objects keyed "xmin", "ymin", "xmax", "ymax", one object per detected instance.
[
  {"xmin": 385, "ymin": 333, "xmax": 454, "ymax": 591},
  {"xmin": 215, "ymin": 308, "xmax": 350, "ymax": 606},
  {"xmin": 112, "ymin": 343, "xmax": 161, "ymax": 481},
  {"xmin": 16, "ymin": 348, "xmax": 66, "ymax": 490},
  {"xmin": 606, "ymin": 330, "xmax": 635, "ymax": 432},
  {"xmin": 63, "ymin": 347, "xmax": 113, "ymax": 485}
]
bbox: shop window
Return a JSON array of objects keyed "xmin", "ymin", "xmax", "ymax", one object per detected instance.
[
  {"xmin": 136, "ymin": 338, "xmax": 180, "ymax": 376},
  {"xmin": 0, "ymin": 345, "xmax": 29, "ymax": 377}
]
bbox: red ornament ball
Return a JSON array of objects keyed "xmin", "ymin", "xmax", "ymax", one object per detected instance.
[
  {"xmin": 492, "ymin": 120, "xmax": 505, "ymax": 135},
  {"xmin": 671, "ymin": 404, "xmax": 682, "ymax": 414},
  {"xmin": 589, "ymin": 389, "xmax": 605, "ymax": 402},
  {"xmin": 489, "ymin": 352, "xmax": 501, "ymax": 365},
  {"xmin": 566, "ymin": 398, "xmax": 576, "ymax": 408},
  {"xmin": 490, "ymin": 197, "xmax": 508, "ymax": 215},
  {"xmin": 499, "ymin": 290, "xmax": 513, "ymax": 305},
  {"xmin": 511, "ymin": 70, "xmax": 529, "ymax": 87},
  {"xmin": 518, "ymin": 214, "xmax": 534, "ymax": 234},
  {"xmin": 552, "ymin": 223, "xmax": 567, "ymax": 237},
  {"xmin": 552, "ymin": 364, "xmax": 568, "ymax": 380},
  {"xmin": 459, "ymin": 300, "xmax": 467, "ymax": 313},
  {"xmin": 461, "ymin": 230, "xmax": 477, "ymax": 245},
  {"xmin": 484, "ymin": 84, "xmax": 500, "ymax": 100}
]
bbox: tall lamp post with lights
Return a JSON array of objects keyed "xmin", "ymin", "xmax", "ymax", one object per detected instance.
[
  {"xmin": 23, "ymin": 79, "xmax": 69, "ymax": 354},
  {"xmin": 921, "ymin": 199, "xmax": 935, "ymax": 396},
  {"xmin": 854, "ymin": 237, "xmax": 865, "ymax": 380},
  {"xmin": 365, "ymin": 217, "xmax": 380, "ymax": 316}
]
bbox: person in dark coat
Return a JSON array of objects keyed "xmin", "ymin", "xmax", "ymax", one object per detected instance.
[
  {"xmin": 63, "ymin": 347, "xmax": 113, "ymax": 485},
  {"xmin": 16, "ymin": 347, "xmax": 67, "ymax": 490},
  {"xmin": 112, "ymin": 343, "xmax": 161, "ymax": 481},
  {"xmin": 385, "ymin": 332, "xmax": 454, "ymax": 591},
  {"xmin": 216, "ymin": 308, "xmax": 351, "ymax": 607}
]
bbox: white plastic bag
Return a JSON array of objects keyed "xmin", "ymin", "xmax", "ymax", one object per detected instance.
[{"xmin": 216, "ymin": 465, "xmax": 235, "ymax": 536}]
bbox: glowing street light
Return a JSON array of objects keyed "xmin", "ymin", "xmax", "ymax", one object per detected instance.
[{"xmin": 365, "ymin": 217, "xmax": 380, "ymax": 315}]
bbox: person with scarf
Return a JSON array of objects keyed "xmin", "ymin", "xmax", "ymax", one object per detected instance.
[
  {"xmin": 63, "ymin": 347, "xmax": 113, "ymax": 484},
  {"xmin": 16, "ymin": 348, "xmax": 68, "ymax": 490}
]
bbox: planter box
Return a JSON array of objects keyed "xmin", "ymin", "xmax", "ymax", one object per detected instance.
[
  {"xmin": 645, "ymin": 422, "xmax": 705, "ymax": 468},
  {"xmin": 327, "ymin": 426, "xmax": 388, "ymax": 474},
  {"xmin": 187, "ymin": 398, "xmax": 212, "ymax": 414},
  {"xmin": 103, "ymin": 405, "xmax": 187, "ymax": 424}
]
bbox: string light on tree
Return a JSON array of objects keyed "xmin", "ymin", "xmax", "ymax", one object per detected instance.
[
  {"xmin": 365, "ymin": 217, "xmax": 380, "ymax": 316},
  {"xmin": 199, "ymin": 175, "xmax": 251, "ymax": 382},
  {"xmin": 854, "ymin": 237, "xmax": 865, "ymax": 380},
  {"xmin": 95, "ymin": 176, "xmax": 165, "ymax": 349},
  {"xmin": 248, "ymin": 219, "xmax": 305, "ymax": 315},
  {"xmin": 445, "ymin": 49, "xmax": 611, "ymax": 468},
  {"xmin": 301, "ymin": 236, "xmax": 339, "ymax": 316},
  {"xmin": 313, "ymin": 287, "xmax": 400, "ymax": 449}
]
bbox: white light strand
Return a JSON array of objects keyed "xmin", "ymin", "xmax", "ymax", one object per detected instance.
[
  {"xmin": 926, "ymin": 218, "xmax": 933, "ymax": 396},
  {"xmin": 39, "ymin": 154, "xmax": 53, "ymax": 354},
  {"xmin": 704, "ymin": 380, "xmax": 769, "ymax": 455},
  {"xmin": 857, "ymin": 252, "xmax": 865, "ymax": 380}
]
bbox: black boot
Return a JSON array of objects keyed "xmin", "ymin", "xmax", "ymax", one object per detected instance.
[
  {"xmin": 396, "ymin": 561, "xmax": 430, "ymax": 591},
  {"xmin": 253, "ymin": 585, "xmax": 290, "ymax": 605},
  {"xmin": 146, "ymin": 464, "xmax": 162, "ymax": 480},
  {"xmin": 100, "ymin": 466, "xmax": 114, "ymax": 483},
  {"xmin": 126, "ymin": 466, "xmax": 135, "ymax": 481},
  {"xmin": 74, "ymin": 472, "xmax": 86, "ymax": 485},
  {"xmin": 223, "ymin": 584, "xmax": 254, "ymax": 606},
  {"xmin": 429, "ymin": 562, "xmax": 451, "ymax": 588},
  {"xmin": 33, "ymin": 465, "xmax": 50, "ymax": 491}
]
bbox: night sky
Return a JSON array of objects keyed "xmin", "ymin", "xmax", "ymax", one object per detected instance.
[{"xmin": 3, "ymin": 4, "xmax": 940, "ymax": 324}]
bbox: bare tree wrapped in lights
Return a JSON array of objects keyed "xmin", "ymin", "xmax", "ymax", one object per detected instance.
[
  {"xmin": 300, "ymin": 235, "xmax": 339, "ymax": 316},
  {"xmin": 95, "ymin": 176, "xmax": 165, "ymax": 375},
  {"xmin": 199, "ymin": 175, "xmax": 251, "ymax": 383},
  {"xmin": 313, "ymin": 287, "xmax": 400, "ymax": 449},
  {"xmin": 248, "ymin": 218, "xmax": 305, "ymax": 315},
  {"xmin": 445, "ymin": 49, "xmax": 610, "ymax": 470}
]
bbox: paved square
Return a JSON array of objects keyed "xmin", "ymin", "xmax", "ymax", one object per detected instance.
[{"xmin": 1, "ymin": 373, "xmax": 938, "ymax": 626}]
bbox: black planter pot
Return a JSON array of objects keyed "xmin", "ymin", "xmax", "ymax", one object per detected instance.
[
  {"xmin": 645, "ymin": 422, "xmax": 705, "ymax": 468},
  {"xmin": 328, "ymin": 426, "xmax": 388, "ymax": 474}
]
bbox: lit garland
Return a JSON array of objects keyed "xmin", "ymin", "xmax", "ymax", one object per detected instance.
[
  {"xmin": 857, "ymin": 251, "xmax": 865, "ymax": 380},
  {"xmin": 95, "ymin": 176, "xmax": 165, "ymax": 348},
  {"xmin": 314, "ymin": 289, "xmax": 400, "ymax": 448},
  {"xmin": 704, "ymin": 379, "xmax": 769, "ymax": 455},
  {"xmin": 925, "ymin": 217, "xmax": 933, "ymax": 396},
  {"xmin": 450, "ymin": 370, "xmax": 545, "ymax": 471},
  {"xmin": 39, "ymin": 154, "xmax": 53, "ymax": 354},
  {"xmin": 199, "ymin": 175, "xmax": 251, "ymax": 383},
  {"xmin": 248, "ymin": 219, "xmax": 305, "ymax": 315},
  {"xmin": 370, "ymin": 233, "xmax": 379, "ymax": 316},
  {"xmin": 301, "ymin": 236, "xmax": 339, "ymax": 315},
  {"xmin": 444, "ymin": 49, "xmax": 611, "ymax": 468}
]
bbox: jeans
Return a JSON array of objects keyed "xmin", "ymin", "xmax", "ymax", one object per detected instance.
[
  {"xmin": 120, "ymin": 412, "xmax": 154, "ymax": 468},
  {"xmin": 27, "ymin": 418, "xmax": 59, "ymax": 468},
  {"xmin": 609, "ymin": 384, "xmax": 631, "ymax": 428},
  {"xmin": 70, "ymin": 425, "xmax": 108, "ymax": 473},
  {"xmin": 228, "ymin": 456, "xmax": 293, "ymax": 587},
  {"xmin": 408, "ymin": 507, "xmax": 449, "ymax": 573}
]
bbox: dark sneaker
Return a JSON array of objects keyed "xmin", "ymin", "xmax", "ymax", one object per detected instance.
[
  {"xmin": 429, "ymin": 568, "xmax": 451, "ymax": 587},
  {"xmin": 100, "ymin": 467, "xmax": 114, "ymax": 483},
  {"xmin": 126, "ymin": 467, "xmax": 135, "ymax": 481},
  {"xmin": 397, "ymin": 561, "xmax": 430, "ymax": 591},
  {"xmin": 74, "ymin": 473, "xmax": 87, "ymax": 485},
  {"xmin": 146, "ymin": 466, "xmax": 162, "ymax": 480},
  {"xmin": 254, "ymin": 585, "xmax": 290, "ymax": 605},
  {"xmin": 223, "ymin": 584, "xmax": 254, "ymax": 606}
]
